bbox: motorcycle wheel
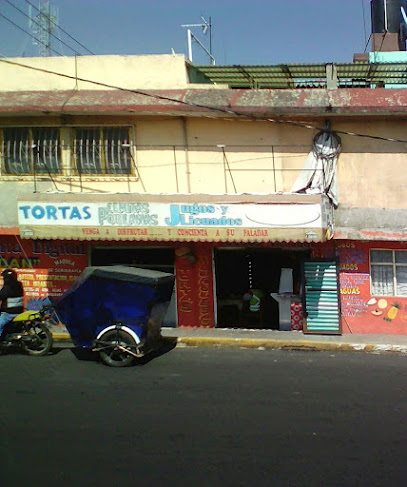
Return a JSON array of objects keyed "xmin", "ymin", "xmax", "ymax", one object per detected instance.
[
  {"xmin": 98, "ymin": 329, "xmax": 137, "ymax": 367},
  {"xmin": 22, "ymin": 323, "xmax": 53, "ymax": 356}
]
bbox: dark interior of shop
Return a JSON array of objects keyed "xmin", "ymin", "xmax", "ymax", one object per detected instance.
[
  {"xmin": 215, "ymin": 248, "xmax": 310, "ymax": 329},
  {"xmin": 91, "ymin": 247, "xmax": 175, "ymax": 273}
]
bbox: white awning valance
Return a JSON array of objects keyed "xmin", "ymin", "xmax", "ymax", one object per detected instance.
[{"xmin": 18, "ymin": 193, "xmax": 333, "ymax": 243}]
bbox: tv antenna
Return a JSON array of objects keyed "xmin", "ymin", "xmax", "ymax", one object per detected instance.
[
  {"xmin": 400, "ymin": 5, "xmax": 407, "ymax": 46},
  {"xmin": 181, "ymin": 16, "xmax": 215, "ymax": 65},
  {"xmin": 28, "ymin": 0, "xmax": 59, "ymax": 56},
  {"xmin": 401, "ymin": 5, "xmax": 407, "ymax": 26}
]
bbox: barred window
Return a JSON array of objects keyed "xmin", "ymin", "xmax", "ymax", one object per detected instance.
[
  {"xmin": 370, "ymin": 249, "xmax": 407, "ymax": 297},
  {"xmin": 74, "ymin": 127, "xmax": 131, "ymax": 175},
  {"xmin": 1, "ymin": 127, "xmax": 61, "ymax": 175}
]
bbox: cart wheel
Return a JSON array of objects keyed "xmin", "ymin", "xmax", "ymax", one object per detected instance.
[{"xmin": 98, "ymin": 329, "xmax": 137, "ymax": 367}]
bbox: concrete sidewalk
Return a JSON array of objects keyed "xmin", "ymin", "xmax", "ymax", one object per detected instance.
[{"xmin": 52, "ymin": 327, "xmax": 407, "ymax": 354}]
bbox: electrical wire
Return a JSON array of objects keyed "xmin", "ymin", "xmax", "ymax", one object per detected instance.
[
  {"xmin": 23, "ymin": 0, "xmax": 95, "ymax": 55},
  {"xmin": 0, "ymin": 56, "xmax": 407, "ymax": 146},
  {"xmin": 221, "ymin": 147, "xmax": 237, "ymax": 193},
  {"xmin": 362, "ymin": 0, "xmax": 368, "ymax": 49},
  {"xmin": 361, "ymin": 0, "xmax": 372, "ymax": 54},
  {"xmin": 0, "ymin": 11, "xmax": 63, "ymax": 56},
  {"xmin": 4, "ymin": 0, "xmax": 82, "ymax": 56},
  {"xmin": 363, "ymin": 32, "xmax": 372, "ymax": 53}
]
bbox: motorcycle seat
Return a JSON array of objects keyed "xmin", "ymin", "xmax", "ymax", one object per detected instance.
[{"xmin": 12, "ymin": 311, "xmax": 40, "ymax": 322}]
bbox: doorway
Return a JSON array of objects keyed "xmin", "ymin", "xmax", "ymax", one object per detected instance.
[{"xmin": 214, "ymin": 247, "xmax": 310, "ymax": 329}]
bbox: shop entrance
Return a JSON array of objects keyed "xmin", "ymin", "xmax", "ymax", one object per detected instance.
[
  {"xmin": 90, "ymin": 246, "xmax": 177, "ymax": 327},
  {"xmin": 214, "ymin": 248, "xmax": 310, "ymax": 329}
]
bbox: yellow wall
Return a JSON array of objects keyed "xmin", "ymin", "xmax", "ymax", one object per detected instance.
[
  {"xmin": 0, "ymin": 55, "xmax": 192, "ymax": 91},
  {"xmin": 0, "ymin": 114, "xmax": 406, "ymax": 210},
  {"xmin": 334, "ymin": 120, "xmax": 407, "ymax": 209},
  {"xmin": 1, "ymin": 53, "xmax": 405, "ymax": 210}
]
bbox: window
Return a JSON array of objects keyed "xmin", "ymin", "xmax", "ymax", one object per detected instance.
[
  {"xmin": 74, "ymin": 127, "xmax": 131, "ymax": 175},
  {"xmin": 1, "ymin": 127, "xmax": 61, "ymax": 175},
  {"xmin": 370, "ymin": 249, "xmax": 407, "ymax": 297}
]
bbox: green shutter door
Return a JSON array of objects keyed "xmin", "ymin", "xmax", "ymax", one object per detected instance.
[{"xmin": 303, "ymin": 261, "xmax": 341, "ymax": 335}]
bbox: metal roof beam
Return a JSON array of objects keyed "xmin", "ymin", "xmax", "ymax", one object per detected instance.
[{"xmin": 233, "ymin": 65, "xmax": 258, "ymax": 89}]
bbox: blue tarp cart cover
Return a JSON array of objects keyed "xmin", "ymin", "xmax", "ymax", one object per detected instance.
[{"xmin": 54, "ymin": 266, "xmax": 175, "ymax": 348}]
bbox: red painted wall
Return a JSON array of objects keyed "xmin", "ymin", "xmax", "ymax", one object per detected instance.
[
  {"xmin": 316, "ymin": 240, "xmax": 407, "ymax": 335},
  {"xmin": 175, "ymin": 243, "xmax": 215, "ymax": 328},
  {"xmin": 5, "ymin": 236, "xmax": 404, "ymax": 334},
  {"xmin": 0, "ymin": 237, "xmax": 88, "ymax": 330}
]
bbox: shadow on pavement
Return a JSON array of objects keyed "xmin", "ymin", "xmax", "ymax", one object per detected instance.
[
  {"xmin": 70, "ymin": 347, "xmax": 99, "ymax": 362},
  {"xmin": 66, "ymin": 337, "xmax": 178, "ymax": 366},
  {"xmin": 136, "ymin": 337, "xmax": 177, "ymax": 365},
  {"xmin": 49, "ymin": 346, "xmax": 73, "ymax": 356}
]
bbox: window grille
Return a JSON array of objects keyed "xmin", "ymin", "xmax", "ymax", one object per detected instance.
[
  {"xmin": 370, "ymin": 249, "xmax": 407, "ymax": 297},
  {"xmin": 1, "ymin": 128, "xmax": 61, "ymax": 175},
  {"xmin": 33, "ymin": 128, "xmax": 61, "ymax": 174},
  {"xmin": 74, "ymin": 127, "xmax": 131, "ymax": 175}
]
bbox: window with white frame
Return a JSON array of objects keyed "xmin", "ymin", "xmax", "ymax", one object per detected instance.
[
  {"xmin": 73, "ymin": 127, "xmax": 131, "ymax": 175},
  {"xmin": 1, "ymin": 127, "xmax": 61, "ymax": 175},
  {"xmin": 370, "ymin": 249, "xmax": 407, "ymax": 297}
]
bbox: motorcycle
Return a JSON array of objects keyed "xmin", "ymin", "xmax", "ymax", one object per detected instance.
[{"xmin": 0, "ymin": 306, "xmax": 53, "ymax": 356}]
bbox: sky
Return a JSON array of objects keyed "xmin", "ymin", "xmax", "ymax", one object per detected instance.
[{"xmin": 0, "ymin": 0, "xmax": 374, "ymax": 65}]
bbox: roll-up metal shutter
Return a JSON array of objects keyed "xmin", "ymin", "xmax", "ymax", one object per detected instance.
[{"xmin": 303, "ymin": 260, "xmax": 341, "ymax": 335}]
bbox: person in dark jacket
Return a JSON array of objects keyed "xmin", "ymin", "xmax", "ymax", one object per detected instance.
[{"xmin": 0, "ymin": 268, "xmax": 24, "ymax": 337}]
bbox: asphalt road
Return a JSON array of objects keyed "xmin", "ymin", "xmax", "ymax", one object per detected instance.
[{"xmin": 0, "ymin": 344, "xmax": 406, "ymax": 487}]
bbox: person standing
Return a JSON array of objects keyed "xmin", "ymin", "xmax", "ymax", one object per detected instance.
[
  {"xmin": 243, "ymin": 288, "xmax": 264, "ymax": 312},
  {"xmin": 0, "ymin": 269, "xmax": 24, "ymax": 337}
]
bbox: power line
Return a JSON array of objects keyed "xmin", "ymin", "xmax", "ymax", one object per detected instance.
[
  {"xmin": 23, "ymin": 0, "xmax": 95, "ymax": 55},
  {"xmin": 361, "ymin": 0, "xmax": 367, "ymax": 48},
  {"xmin": 363, "ymin": 32, "xmax": 372, "ymax": 53},
  {"xmin": 361, "ymin": 0, "xmax": 371, "ymax": 52},
  {"xmin": 0, "ymin": 11, "xmax": 63, "ymax": 56},
  {"xmin": 4, "ymin": 0, "xmax": 82, "ymax": 56},
  {"xmin": 0, "ymin": 56, "xmax": 406, "ymax": 146}
]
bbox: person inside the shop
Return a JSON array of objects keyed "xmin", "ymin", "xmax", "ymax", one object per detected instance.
[
  {"xmin": 243, "ymin": 288, "xmax": 264, "ymax": 312},
  {"xmin": 242, "ymin": 287, "xmax": 265, "ymax": 328},
  {"xmin": 0, "ymin": 269, "xmax": 24, "ymax": 338}
]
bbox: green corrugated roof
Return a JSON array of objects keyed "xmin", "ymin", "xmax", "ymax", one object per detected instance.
[{"xmin": 192, "ymin": 61, "xmax": 407, "ymax": 88}]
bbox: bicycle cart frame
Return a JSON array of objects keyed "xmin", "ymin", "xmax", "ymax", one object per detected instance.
[{"xmin": 54, "ymin": 266, "xmax": 175, "ymax": 366}]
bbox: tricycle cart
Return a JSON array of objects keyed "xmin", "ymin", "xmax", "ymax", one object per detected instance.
[{"xmin": 54, "ymin": 265, "xmax": 175, "ymax": 366}]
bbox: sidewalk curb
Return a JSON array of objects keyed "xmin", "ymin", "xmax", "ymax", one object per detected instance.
[
  {"xmin": 52, "ymin": 333, "xmax": 72, "ymax": 343},
  {"xmin": 51, "ymin": 332, "xmax": 407, "ymax": 354},
  {"xmin": 172, "ymin": 337, "xmax": 407, "ymax": 354}
]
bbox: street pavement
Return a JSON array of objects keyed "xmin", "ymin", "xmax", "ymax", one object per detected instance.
[
  {"xmin": 52, "ymin": 326, "xmax": 407, "ymax": 355},
  {"xmin": 1, "ymin": 347, "xmax": 406, "ymax": 487}
]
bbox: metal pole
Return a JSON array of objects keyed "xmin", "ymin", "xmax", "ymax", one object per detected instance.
[
  {"xmin": 32, "ymin": 145, "xmax": 37, "ymax": 192},
  {"xmin": 223, "ymin": 150, "xmax": 227, "ymax": 192},
  {"xmin": 209, "ymin": 17, "xmax": 213, "ymax": 64},
  {"xmin": 187, "ymin": 29, "xmax": 193, "ymax": 62},
  {"xmin": 182, "ymin": 118, "xmax": 191, "ymax": 193},
  {"xmin": 173, "ymin": 146, "xmax": 180, "ymax": 193},
  {"xmin": 190, "ymin": 32, "xmax": 216, "ymax": 65},
  {"xmin": 271, "ymin": 145, "xmax": 277, "ymax": 192}
]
